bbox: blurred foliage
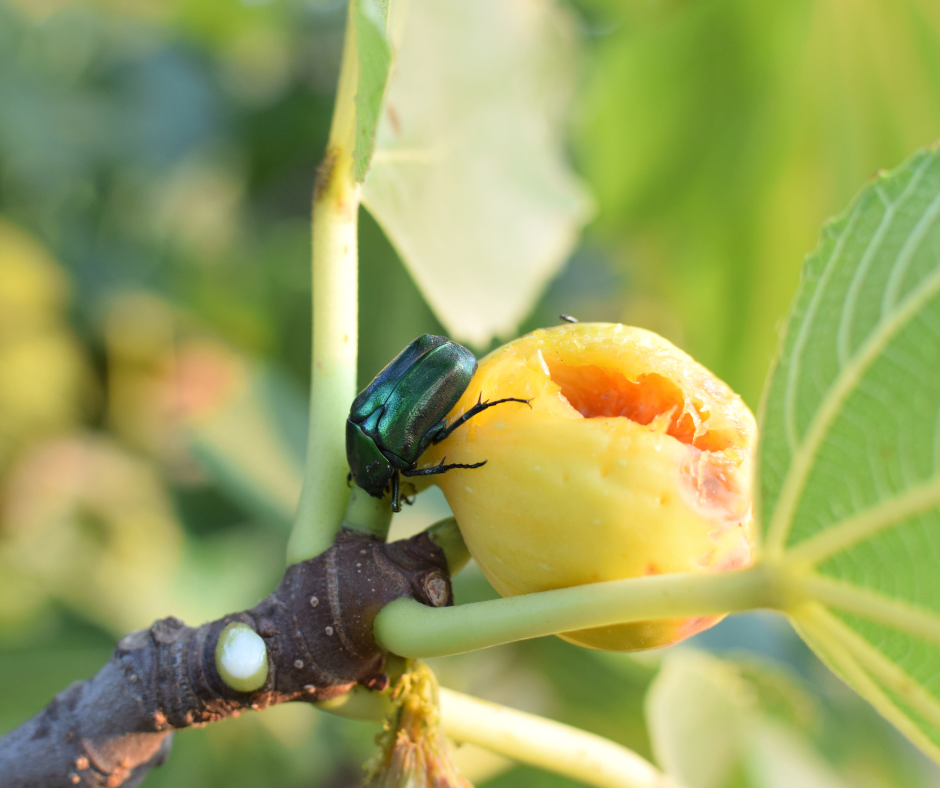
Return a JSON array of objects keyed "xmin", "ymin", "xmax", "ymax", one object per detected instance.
[
  {"xmin": 572, "ymin": 0, "xmax": 940, "ymax": 407},
  {"xmin": 646, "ymin": 650, "xmax": 908, "ymax": 788},
  {"xmin": 0, "ymin": 0, "xmax": 939, "ymax": 786}
]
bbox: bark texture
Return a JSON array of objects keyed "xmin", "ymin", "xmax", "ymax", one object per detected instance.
[{"xmin": 0, "ymin": 529, "xmax": 452, "ymax": 788}]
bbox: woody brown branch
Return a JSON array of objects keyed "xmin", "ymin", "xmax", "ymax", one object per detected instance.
[{"xmin": 0, "ymin": 529, "xmax": 452, "ymax": 788}]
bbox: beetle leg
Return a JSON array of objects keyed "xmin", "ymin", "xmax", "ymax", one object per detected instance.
[
  {"xmin": 432, "ymin": 394, "xmax": 531, "ymax": 444},
  {"xmin": 391, "ymin": 471, "xmax": 402, "ymax": 513},
  {"xmin": 402, "ymin": 457, "xmax": 487, "ymax": 477}
]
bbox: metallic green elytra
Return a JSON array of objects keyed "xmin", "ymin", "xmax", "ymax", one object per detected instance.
[{"xmin": 346, "ymin": 334, "xmax": 528, "ymax": 512}]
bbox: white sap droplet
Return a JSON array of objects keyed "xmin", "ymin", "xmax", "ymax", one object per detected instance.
[{"xmin": 217, "ymin": 624, "xmax": 268, "ymax": 691}]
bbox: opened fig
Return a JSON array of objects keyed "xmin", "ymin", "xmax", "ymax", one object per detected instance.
[{"xmin": 421, "ymin": 323, "xmax": 756, "ymax": 651}]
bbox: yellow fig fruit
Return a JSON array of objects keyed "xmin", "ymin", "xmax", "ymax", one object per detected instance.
[{"xmin": 421, "ymin": 323, "xmax": 756, "ymax": 651}]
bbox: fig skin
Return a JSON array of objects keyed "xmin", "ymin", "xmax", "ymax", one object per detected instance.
[{"xmin": 420, "ymin": 323, "xmax": 757, "ymax": 652}]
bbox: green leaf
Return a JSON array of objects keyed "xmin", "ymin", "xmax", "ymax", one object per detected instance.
[
  {"xmin": 646, "ymin": 651, "xmax": 846, "ymax": 788},
  {"xmin": 353, "ymin": 0, "xmax": 392, "ymax": 183},
  {"xmin": 757, "ymin": 144, "xmax": 940, "ymax": 761},
  {"xmin": 646, "ymin": 651, "xmax": 749, "ymax": 788},
  {"xmin": 360, "ymin": 0, "xmax": 593, "ymax": 346}
]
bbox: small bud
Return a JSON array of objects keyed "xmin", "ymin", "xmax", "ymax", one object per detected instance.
[
  {"xmin": 215, "ymin": 622, "xmax": 268, "ymax": 693},
  {"xmin": 365, "ymin": 661, "xmax": 471, "ymax": 788},
  {"xmin": 423, "ymin": 571, "xmax": 450, "ymax": 607}
]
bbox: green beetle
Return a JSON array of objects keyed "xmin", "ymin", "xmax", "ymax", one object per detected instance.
[{"xmin": 346, "ymin": 334, "xmax": 528, "ymax": 512}]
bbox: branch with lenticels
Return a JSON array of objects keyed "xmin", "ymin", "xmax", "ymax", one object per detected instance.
[{"xmin": 0, "ymin": 530, "xmax": 452, "ymax": 788}]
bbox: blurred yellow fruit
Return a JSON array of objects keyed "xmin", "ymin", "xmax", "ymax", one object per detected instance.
[
  {"xmin": 0, "ymin": 219, "xmax": 68, "ymax": 335},
  {"xmin": 0, "ymin": 435, "xmax": 182, "ymax": 633},
  {"xmin": 0, "ymin": 220, "xmax": 93, "ymax": 469},
  {"xmin": 422, "ymin": 323, "xmax": 756, "ymax": 651}
]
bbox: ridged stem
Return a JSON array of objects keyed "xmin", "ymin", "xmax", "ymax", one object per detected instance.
[{"xmin": 288, "ymin": 1, "xmax": 361, "ymax": 565}]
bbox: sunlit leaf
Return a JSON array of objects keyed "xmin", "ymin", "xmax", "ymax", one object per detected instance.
[
  {"xmin": 353, "ymin": 0, "xmax": 392, "ymax": 182},
  {"xmin": 758, "ymin": 144, "xmax": 940, "ymax": 761},
  {"xmin": 361, "ymin": 0, "xmax": 593, "ymax": 347}
]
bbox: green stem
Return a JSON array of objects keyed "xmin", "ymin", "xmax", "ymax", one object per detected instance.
[
  {"xmin": 439, "ymin": 688, "xmax": 680, "ymax": 788},
  {"xmin": 315, "ymin": 683, "xmax": 680, "ymax": 788},
  {"xmin": 288, "ymin": 1, "xmax": 362, "ymax": 565},
  {"xmin": 375, "ymin": 564, "xmax": 783, "ymax": 658},
  {"xmin": 341, "ymin": 481, "xmax": 393, "ymax": 540},
  {"xmin": 425, "ymin": 518, "xmax": 470, "ymax": 576}
]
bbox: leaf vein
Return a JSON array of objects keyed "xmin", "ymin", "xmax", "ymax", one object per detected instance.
[
  {"xmin": 793, "ymin": 603, "xmax": 940, "ymax": 763},
  {"xmin": 785, "ymin": 473, "xmax": 940, "ymax": 565},
  {"xmin": 809, "ymin": 606, "xmax": 940, "ymax": 732},
  {"xmin": 836, "ymin": 158, "xmax": 932, "ymax": 367},
  {"xmin": 882, "ymin": 179, "xmax": 940, "ymax": 317},
  {"xmin": 783, "ymin": 206, "xmax": 863, "ymax": 454},
  {"xmin": 799, "ymin": 574, "xmax": 940, "ymax": 646},
  {"xmin": 767, "ymin": 246, "xmax": 940, "ymax": 556}
]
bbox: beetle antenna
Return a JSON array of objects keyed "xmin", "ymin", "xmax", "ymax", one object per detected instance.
[
  {"xmin": 433, "ymin": 396, "xmax": 530, "ymax": 444},
  {"xmin": 403, "ymin": 458, "xmax": 487, "ymax": 477}
]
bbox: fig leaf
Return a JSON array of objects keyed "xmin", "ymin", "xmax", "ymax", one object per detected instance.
[
  {"xmin": 759, "ymin": 144, "xmax": 940, "ymax": 762},
  {"xmin": 360, "ymin": 0, "xmax": 593, "ymax": 347},
  {"xmin": 353, "ymin": 0, "xmax": 392, "ymax": 183}
]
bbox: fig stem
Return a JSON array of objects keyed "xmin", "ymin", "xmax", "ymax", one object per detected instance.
[
  {"xmin": 316, "ymin": 681, "xmax": 680, "ymax": 788},
  {"xmin": 288, "ymin": 0, "xmax": 362, "ymax": 565},
  {"xmin": 342, "ymin": 481, "xmax": 393, "ymax": 540},
  {"xmin": 374, "ymin": 564, "xmax": 784, "ymax": 658},
  {"xmin": 440, "ymin": 688, "xmax": 680, "ymax": 788}
]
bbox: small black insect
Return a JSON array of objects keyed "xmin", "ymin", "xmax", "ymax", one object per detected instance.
[{"xmin": 346, "ymin": 334, "xmax": 528, "ymax": 511}]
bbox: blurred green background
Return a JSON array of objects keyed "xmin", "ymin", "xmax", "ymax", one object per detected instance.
[{"xmin": 1, "ymin": 0, "xmax": 940, "ymax": 785}]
